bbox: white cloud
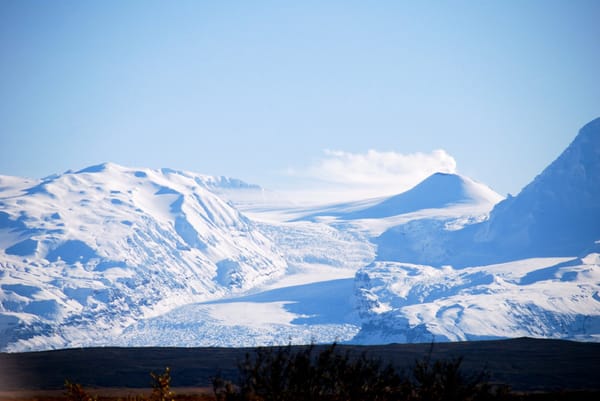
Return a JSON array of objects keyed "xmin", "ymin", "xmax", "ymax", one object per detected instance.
[{"xmin": 283, "ymin": 149, "xmax": 457, "ymax": 204}]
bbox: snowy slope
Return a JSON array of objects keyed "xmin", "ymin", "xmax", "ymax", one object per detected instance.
[
  {"xmin": 466, "ymin": 117, "xmax": 600, "ymax": 261},
  {"xmin": 353, "ymin": 253, "xmax": 600, "ymax": 343},
  {"xmin": 362, "ymin": 174, "xmax": 501, "ymax": 258},
  {"xmin": 301, "ymin": 173, "xmax": 501, "ymax": 221},
  {"xmin": 376, "ymin": 117, "xmax": 600, "ymax": 267},
  {"xmin": 0, "ymin": 163, "xmax": 287, "ymax": 351},
  {"xmin": 285, "ymin": 172, "xmax": 502, "ymax": 244},
  {"xmin": 114, "ymin": 277, "xmax": 362, "ymax": 347},
  {"xmin": 349, "ymin": 173, "xmax": 500, "ymax": 221}
]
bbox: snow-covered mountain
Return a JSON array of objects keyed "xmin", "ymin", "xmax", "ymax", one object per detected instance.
[
  {"xmin": 0, "ymin": 163, "xmax": 287, "ymax": 350},
  {"xmin": 1, "ymin": 118, "xmax": 599, "ymax": 351},
  {"xmin": 376, "ymin": 117, "xmax": 600, "ymax": 267},
  {"xmin": 466, "ymin": 117, "xmax": 600, "ymax": 262},
  {"xmin": 301, "ymin": 172, "xmax": 501, "ymax": 221}
]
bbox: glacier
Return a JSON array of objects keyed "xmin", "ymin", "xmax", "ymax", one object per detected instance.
[{"xmin": 1, "ymin": 117, "xmax": 599, "ymax": 351}]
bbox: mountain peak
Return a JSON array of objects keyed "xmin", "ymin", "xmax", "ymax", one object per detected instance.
[
  {"xmin": 74, "ymin": 162, "xmax": 121, "ymax": 174},
  {"xmin": 344, "ymin": 172, "xmax": 501, "ymax": 219},
  {"xmin": 452, "ymin": 117, "xmax": 600, "ymax": 265},
  {"xmin": 430, "ymin": 171, "xmax": 460, "ymax": 178},
  {"xmin": 534, "ymin": 116, "xmax": 600, "ymax": 183},
  {"xmin": 413, "ymin": 172, "xmax": 468, "ymax": 192},
  {"xmin": 578, "ymin": 115, "xmax": 600, "ymax": 137}
]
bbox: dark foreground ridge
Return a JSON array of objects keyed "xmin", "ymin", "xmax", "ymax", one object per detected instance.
[{"xmin": 1, "ymin": 338, "xmax": 599, "ymax": 392}]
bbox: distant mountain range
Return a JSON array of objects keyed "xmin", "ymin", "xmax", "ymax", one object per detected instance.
[{"xmin": 1, "ymin": 118, "xmax": 599, "ymax": 351}]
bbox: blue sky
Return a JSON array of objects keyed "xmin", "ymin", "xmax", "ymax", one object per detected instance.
[{"xmin": 1, "ymin": 0, "xmax": 599, "ymax": 200}]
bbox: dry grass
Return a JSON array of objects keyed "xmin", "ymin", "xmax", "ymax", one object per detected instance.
[
  {"xmin": 0, "ymin": 388, "xmax": 215, "ymax": 401},
  {"xmin": 3, "ymin": 389, "xmax": 600, "ymax": 401}
]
